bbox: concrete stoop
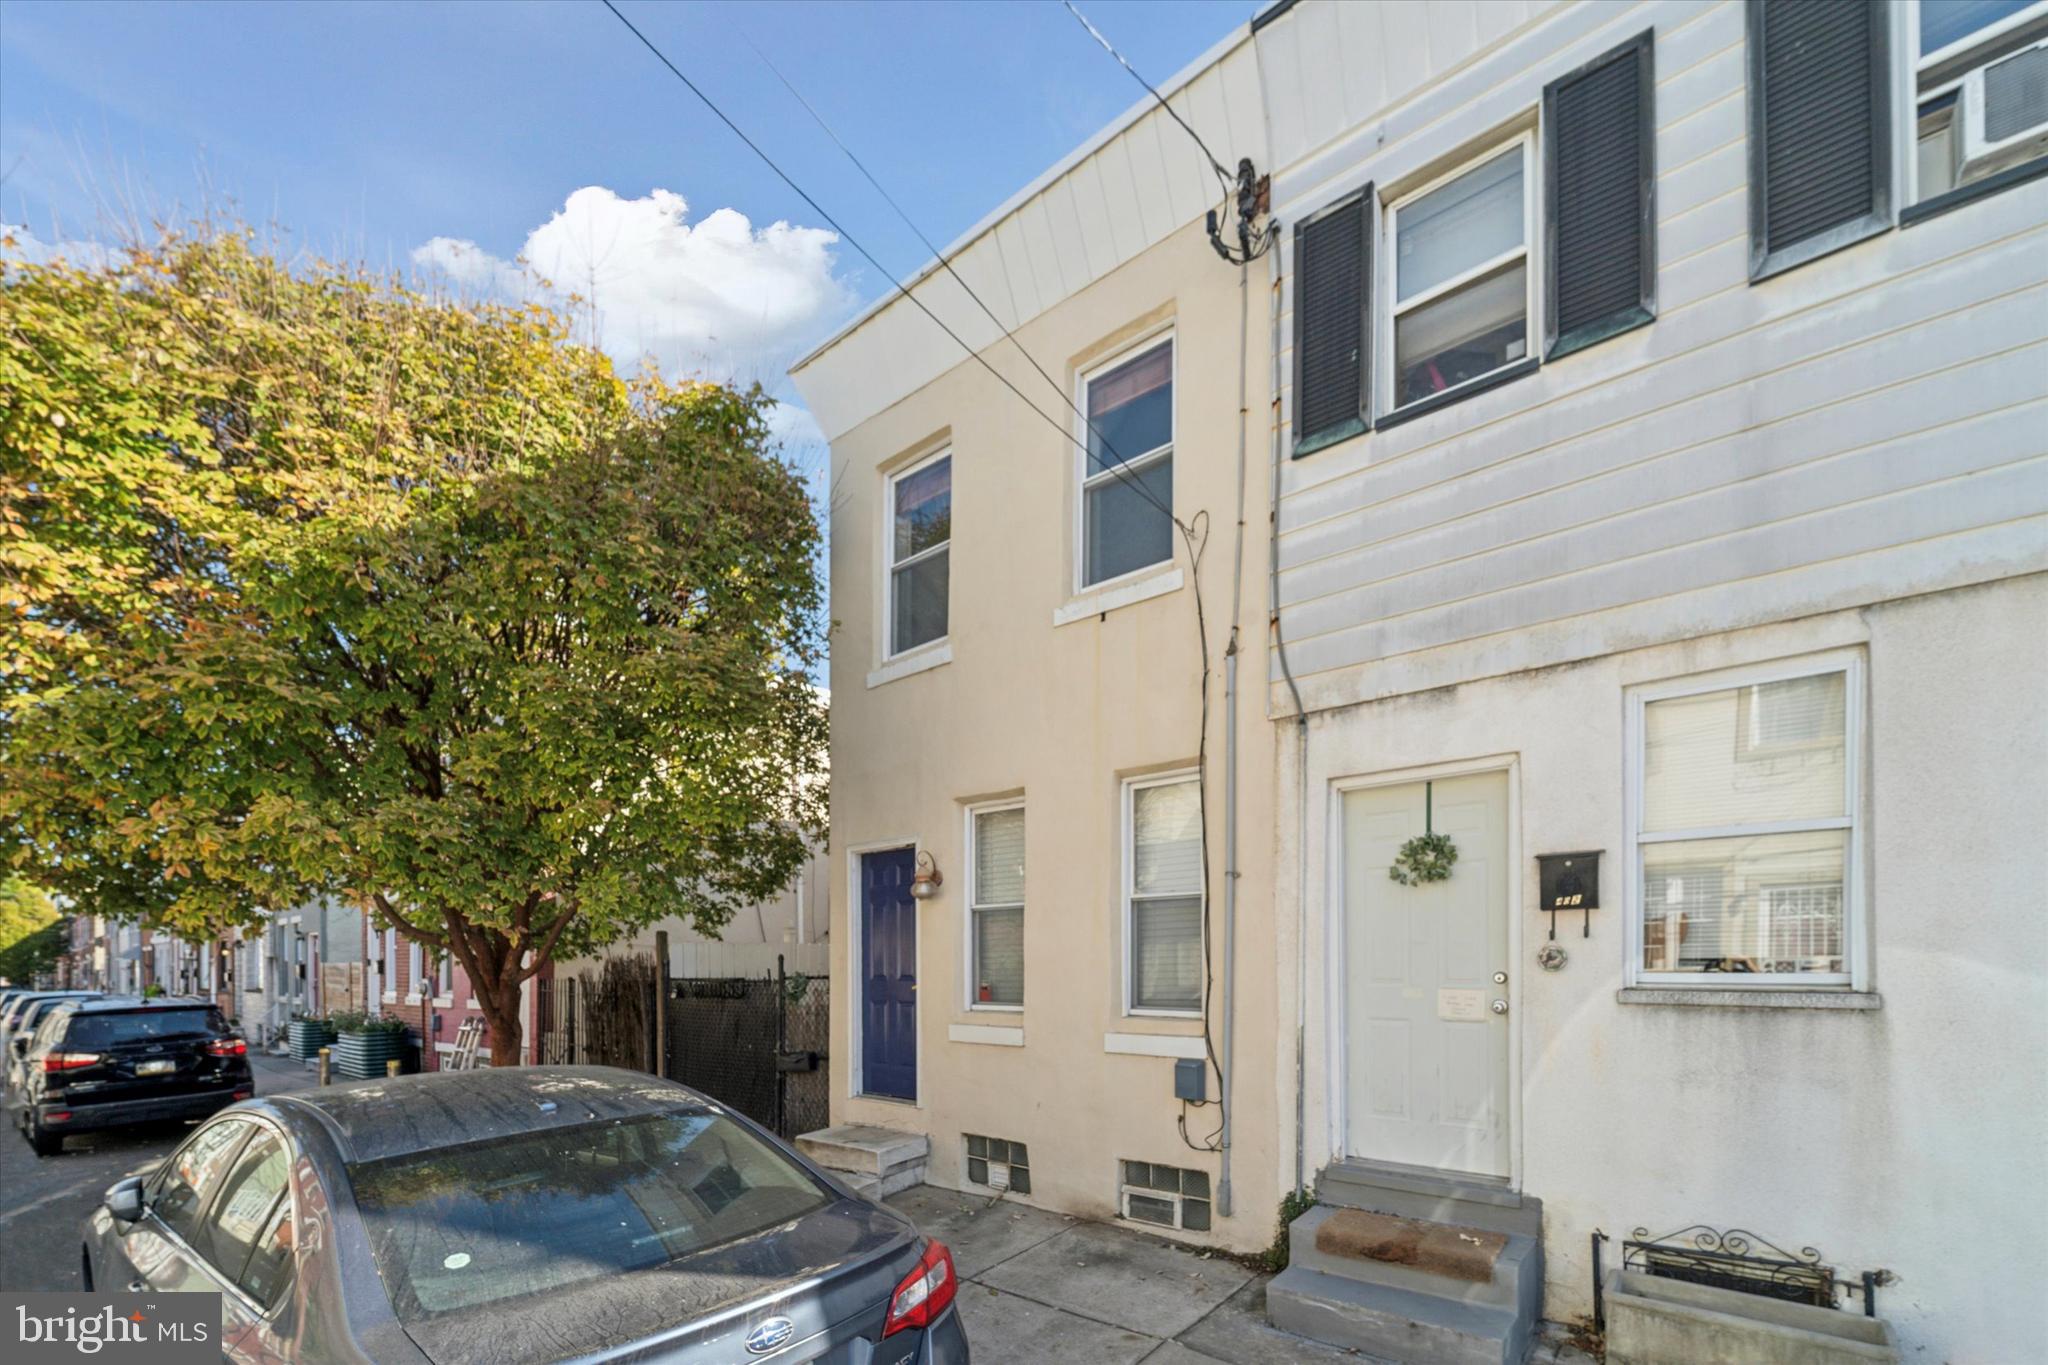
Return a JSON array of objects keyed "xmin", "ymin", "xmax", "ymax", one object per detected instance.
[
  {"xmin": 1269, "ymin": 1161, "xmax": 1545, "ymax": 1364},
  {"xmin": 796, "ymin": 1124, "xmax": 928, "ymax": 1200}
]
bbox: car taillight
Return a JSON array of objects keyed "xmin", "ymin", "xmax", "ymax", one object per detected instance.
[
  {"xmin": 43, "ymin": 1053, "xmax": 100, "ymax": 1072},
  {"xmin": 207, "ymin": 1038, "xmax": 247, "ymax": 1057},
  {"xmin": 881, "ymin": 1240, "xmax": 956, "ymax": 1338}
]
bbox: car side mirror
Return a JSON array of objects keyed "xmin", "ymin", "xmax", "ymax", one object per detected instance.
[{"xmin": 104, "ymin": 1177, "xmax": 146, "ymax": 1225}]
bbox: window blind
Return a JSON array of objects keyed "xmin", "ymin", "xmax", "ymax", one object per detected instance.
[
  {"xmin": 1133, "ymin": 781, "xmax": 1202, "ymax": 895},
  {"xmin": 973, "ymin": 807, "xmax": 1025, "ymax": 1007},
  {"xmin": 1545, "ymin": 29, "xmax": 1656, "ymax": 358},
  {"xmin": 1747, "ymin": 0, "xmax": 1892, "ymax": 279},
  {"xmin": 1131, "ymin": 778, "xmax": 1202, "ymax": 1010}
]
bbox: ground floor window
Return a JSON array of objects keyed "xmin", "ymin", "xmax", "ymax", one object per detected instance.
[
  {"xmin": 1118, "ymin": 1159, "xmax": 1210, "ymax": 1231},
  {"xmin": 1628, "ymin": 654, "xmax": 1861, "ymax": 987}
]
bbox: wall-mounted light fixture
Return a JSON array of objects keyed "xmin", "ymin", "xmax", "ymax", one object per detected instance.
[{"xmin": 910, "ymin": 850, "xmax": 944, "ymax": 900}]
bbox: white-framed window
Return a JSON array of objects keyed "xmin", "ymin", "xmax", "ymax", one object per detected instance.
[
  {"xmin": 885, "ymin": 449, "xmax": 951, "ymax": 659},
  {"xmin": 1123, "ymin": 771, "xmax": 1203, "ymax": 1015},
  {"xmin": 1910, "ymin": 1, "xmax": 2048, "ymax": 202},
  {"xmin": 966, "ymin": 802, "xmax": 1025, "ymax": 1010},
  {"xmin": 1383, "ymin": 134, "xmax": 1536, "ymax": 415},
  {"xmin": 1625, "ymin": 652, "xmax": 1863, "ymax": 989},
  {"xmin": 1078, "ymin": 335, "xmax": 1175, "ymax": 590},
  {"xmin": 407, "ymin": 940, "xmax": 423, "ymax": 999},
  {"xmin": 1118, "ymin": 1159, "xmax": 1212, "ymax": 1232},
  {"xmin": 435, "ymin": 949, "xmax": 454, "ymax": 1000}
]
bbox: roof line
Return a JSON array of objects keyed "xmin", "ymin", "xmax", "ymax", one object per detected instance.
[{"xmin": 789, "ymin": 17, "xmax": 1258, "ymax": 375}]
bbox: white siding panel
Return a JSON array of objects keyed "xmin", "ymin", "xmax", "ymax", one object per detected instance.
[
  {"xmin": 1658, "ymin": 92, "xmax": 1744, "ymax": 181},
  {"xmin": 1660, "ymin": 237, "xmax": 1747, "ymax": 311},
  {"xmin": 1219, "ymin": 40, "xmax": 1269, "ymax": 165},
  {"xmin": 1334, "ymin": 0, "xmax": 1389, "ymax": 127},
  {"xmin": 1657, "ymin": 33, "xmax": 1745, "ymax": 128},
  {"xmin": 951, "ymin": 235, "xmax": 1021, "ymax": 334},
  {"xmin": 992, "ymin": 217, "xmax": 1042, "ymax": 323},
  {"xmin": 1018, "ymin": 195, "xmax": 1071, "ymax": 306},
  {"xmin": 1424, "ymin": 2, "xmax": 1479, "ymax": 79},
  {"xmin": 1065, "ymin": 158, "xmax": 1121, "ymax": 284},
  {"xmin": 1185, "ymin": 67, "xmax": 1236, "ymax": 176},
  {"xmin": 1293, "ymin": 0, "xmax": 1353, "ymax": 159},
  {"xmin": 1095, "ymin": 134, "xmax": 1151, "ymax": 265},
  {"xmin": 1160, "ymin": 91, "xmax": 1216, "ymax": 228},
  {"xmin": 1124, "ymin": 121, "xmax": 1178, "ymax": 246},
  {"xmin": 1379, "ymin": 3, "xmax": 1435, "ymax": 106},
  {"xmin": 1258, "ymin": 12, "xmax": 1311, "ymax": 171},
  {"xmin": 1042, "ymin": 179, "xmax": 1095, "ymax": 294},
  {"xmin": 1473, "ymin": 0, "xmax": 1532, "ymax": 51},
  {"xmin": 1286, "ymin": 459, "xmax": 2048, "ymax": 677},
  {"xmin": 1660, "ymin": 185, "xmax": 1746, "ymax": 266},
  {"xmin": 1658, "ymin": 139, "xmax": 1746, "ymax": 220}
]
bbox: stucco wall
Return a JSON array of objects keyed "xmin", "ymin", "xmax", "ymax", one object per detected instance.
[
  {"xmin": 823, "ymin": 214, "xmax": 1285, "ymax": 1252},
  {"xmin": 1280, "ymin": 574, "xmax": 2048, "ymax": 1359}
]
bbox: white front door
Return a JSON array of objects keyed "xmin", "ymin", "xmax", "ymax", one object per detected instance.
[{"xmin": 1343, "ymin": 771, "xmax": 1511, "ymax": 1177}]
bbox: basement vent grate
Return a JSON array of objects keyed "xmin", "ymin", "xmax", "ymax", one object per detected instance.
[
  {"xmin": 1118, "ymin": 1159, "xmax": 1211, "ymax": 1232},
  {"xmin": 964, "ymin": 1134, "xmax": 1030, "ymax": 1195}
]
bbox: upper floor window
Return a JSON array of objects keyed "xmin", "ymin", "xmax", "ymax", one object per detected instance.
[
  {"xmin": 1386, "ymin": 139, "xmax": 1533, "ymax": 414},
  {"xmin": 1081, "ymin": 338, "xmax": 1174, "ymax": 588},
  {"xmin": 1912, "ymin": 1, "xmax": 2048, "ymax": 202},
  {"xmin": 887, "ymin": 452, "xmax": 951, "ymax": 658},
  {"xmin": 1124, "ymin": 772, "xmax": 1203, "ymax": 1015},
  {"xmin": 1627, "ymin": 656, "xmax": 1862, "ymax": 989}
]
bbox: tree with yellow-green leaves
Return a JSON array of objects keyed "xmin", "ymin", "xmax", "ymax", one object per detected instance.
[{"xmin": 2, "ymin": 231, "xmax": 826, "ymax": 1064}]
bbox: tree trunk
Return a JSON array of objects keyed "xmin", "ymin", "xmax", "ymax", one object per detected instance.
[{"xmin": 478, "ymin": 983, "xmax": 524, "ymax": 1067}]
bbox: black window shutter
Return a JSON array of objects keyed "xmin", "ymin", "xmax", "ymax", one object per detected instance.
[
  {"xmin": 1545, "ymin": 29, "xmax": 1656, "ymax": 360},
  {"xmin": 1293, "ymin": 189, "xmax": 1370, "ymax": 456},
  {"xmin": 1746, "ymin": 0, "xmax": 1892, "ymax": 281}
]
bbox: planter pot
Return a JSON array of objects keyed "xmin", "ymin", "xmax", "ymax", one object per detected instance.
[
  {"xmin": 1605, "ymin": 1271, "xmax": 1899, "ymax": 1365},
  {"xmin": 286, "ymin": 1020, "xmax": 337, "ymax": 1061},
  {"xmin": 332, "ymin": 1029, "xmax": 413, "ymax": 1080}
]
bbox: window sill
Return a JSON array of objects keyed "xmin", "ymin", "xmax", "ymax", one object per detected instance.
[
  {"xmin": 1104, "ymin": 1030, "xmax": 1205, "ymax": 1058},
  {"xmin": 1617, "ymin": 987, "xmax": 1881, "ymax": 1011},
  {"xmin": 948, "ymin": 1022, "xmax": 1024, "ymax": 1047},
  {"xmin": 1900, "ymin": 154, "xmax": 2048, "ymax": 229},
  {"xmin": 1374, "ymin": 356, "xmax": 1540, "ymax": 433},
  {"xmin": 1053, "ymin": 567, "xmax": 1182, "ymax": 627},
  {"xmin": 866, "ymin": 640, "xmax": 952, "ymax": 689}
]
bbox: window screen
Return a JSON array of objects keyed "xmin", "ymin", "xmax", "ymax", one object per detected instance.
[
  {"xmin": 1130, "ymin": 778, "xmax": 1202, "ymax": 1012},
  {"xmin": 972, "ymin": 807, "xmax": 1025, "ymax": 1007}
]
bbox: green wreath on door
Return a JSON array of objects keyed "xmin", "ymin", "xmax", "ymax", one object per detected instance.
[{"xmin": 1388, "ymin": 782, "xmax": 1459, "ymax": 886}]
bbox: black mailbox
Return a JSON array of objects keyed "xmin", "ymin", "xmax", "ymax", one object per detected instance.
[{"xmin": 1537, "ymin": 851, "xmax": 1601, "ymax": 938}]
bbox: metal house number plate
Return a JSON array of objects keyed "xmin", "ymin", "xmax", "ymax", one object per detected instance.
[{"xmin": 1437, "ymin": 988, "xmax": 1488, "ymax": 1021}]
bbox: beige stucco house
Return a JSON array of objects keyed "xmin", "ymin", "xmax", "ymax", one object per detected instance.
[{"xmin": 793, "ymin": 2, "xmax": 2048, "ymax": 1360}]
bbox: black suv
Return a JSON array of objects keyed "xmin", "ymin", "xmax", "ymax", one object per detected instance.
[{"xmin": 8, "ymin": 997, "xmax": 253, "ymax": 1155}]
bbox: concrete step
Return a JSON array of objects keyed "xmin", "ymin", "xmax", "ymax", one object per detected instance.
[
  {"xmin": 1269, "ymin": 1264, "xmax": 1535, "ymax": 1365},
  {"xmin": 1318, "ymin": 1159, "xmax": 1543, "ymax": 1240},
  {"xmin": 841, "ymin": 1163, "xmax": 927, "ymax": 1201},
  {"xmin": 795, "ymin": 1124, "xmax": 929, "ymax": 1178},
  {"xmin": 1290, "ymin": 1204, "xmax": 1541, "ymax": 1312}
]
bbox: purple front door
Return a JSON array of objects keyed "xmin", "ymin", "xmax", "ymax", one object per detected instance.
[{"xmin": 860, "ymin": 848, "xmax": 917, "ymax": 1101}]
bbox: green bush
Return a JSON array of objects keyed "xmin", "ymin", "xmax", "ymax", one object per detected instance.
[{"xmin": 1262, "ymin": 1187, "xmax": 1319, "ymax": 1273}]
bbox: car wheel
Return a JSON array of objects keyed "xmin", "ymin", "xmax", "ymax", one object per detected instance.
[{"xmin": 27, "ymin": 1125, "xmax": 63, "ymax": 1157}]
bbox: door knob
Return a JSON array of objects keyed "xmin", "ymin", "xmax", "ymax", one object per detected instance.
[
  {"xmin": 1492, "ymin": 971, "xmax": 1507, "ymax": 984},
  {"xmin": 1490, "ymin": 999, "xmax": 1507, "ymax": 1015}
]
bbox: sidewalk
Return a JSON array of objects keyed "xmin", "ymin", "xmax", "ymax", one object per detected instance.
[
  {"xmin": 249, "ymin": 1051, "xmax": 319, "ymax": 1095},
  {"xmin": 885, "ymin": 1187, "xmax": 1358, "ymax": 1365}
]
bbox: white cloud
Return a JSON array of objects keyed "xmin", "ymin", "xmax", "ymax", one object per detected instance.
[
  {"xmin": 411, "ymin": 187, "xmax": 853, "ymax": 395},
  {"xmin": 1, "ymin": 223, "xmax": 120, "ymax": 271}
]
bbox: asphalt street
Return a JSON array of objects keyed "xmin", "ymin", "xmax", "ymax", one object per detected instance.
[{"xmin": 0, "ymin": 1051, "xmax": 314, "ymax": 1291}]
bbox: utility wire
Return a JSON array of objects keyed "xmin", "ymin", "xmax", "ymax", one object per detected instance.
[
  {"xmin": 721, "ymin": 15, "xmax": 1147, "ymax": 507},
  {"xmin": 1059, "ymin": 0, "xmax": 1232, "ymax": 189},
  {"xmin": 597, "ymin": 0, "xmax": 1181, "ymax": 533}
]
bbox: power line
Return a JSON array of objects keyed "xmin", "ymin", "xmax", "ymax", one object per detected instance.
[
  {"xmin": 597, "ymin": 0, "xmax": 1181, "ymax": 532},
  {"xmin": 1059, "ymin": 0, "xmax": 1232, "ymax": 190}
]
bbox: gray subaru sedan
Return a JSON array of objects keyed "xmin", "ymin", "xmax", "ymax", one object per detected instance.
[{"xmin": 81, "ymin": 1066, "xmax": 968, "ymax": 1364}]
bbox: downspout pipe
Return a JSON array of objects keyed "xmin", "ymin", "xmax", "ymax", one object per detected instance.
[
  {"xmin": 1218, "ymin": 246, "xmax": 1251, "ymax": 1222},
  {"xmin": 1267, "ymin": 225, "xmax": 1311, "ymax": 1196}
]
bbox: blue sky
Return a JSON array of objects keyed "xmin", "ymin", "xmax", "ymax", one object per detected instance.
[{"xmin": 2, "ymin": 0, "xmax": 1254, "ymax": 446}]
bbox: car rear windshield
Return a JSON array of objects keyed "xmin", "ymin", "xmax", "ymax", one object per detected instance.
[
  {"xmin": 63, "ymin": 1009, "xmax": 224, "ymax": 1048},
  {"xmin": 350, "ymin": 1110, "xmax": 833, "ymax": 1320}
]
